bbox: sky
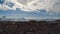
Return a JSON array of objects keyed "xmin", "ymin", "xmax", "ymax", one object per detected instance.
[{"xmin": 0, "ymin": 0, "xmax": 60, "ymax": 19}]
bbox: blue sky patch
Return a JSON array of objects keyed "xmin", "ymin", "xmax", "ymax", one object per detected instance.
[
  {"xmin": 0, "ymin": 0, "xmax": 5, "ymax": 4},
  {"xmin": 6, "ymin": 2, "xmax": 14, "ymax": 8}
]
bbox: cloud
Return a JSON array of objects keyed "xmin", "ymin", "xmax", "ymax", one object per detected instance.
[
  {"xmin": 0, "ymin": 4, "xmax": 11, "ymax": 10},
  {"xmin": 45, "ymin": 0, "xmax": 60, "ymax": 13},
  {"xmin": 0, "ymin": 0, "xmax": 60, "ymax": 13}
]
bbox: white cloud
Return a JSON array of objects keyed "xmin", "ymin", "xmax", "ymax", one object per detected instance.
[
  {"xmin": 0, "ymin": 4, "xmax": 11, "ymax": 10},
  {"xmin": 0, "ymin": 0, "xmax": 60, "ymax": 13},
  {"xmin": 45, "ymin": 0, "xmax": 60, "ymax": 13}
]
